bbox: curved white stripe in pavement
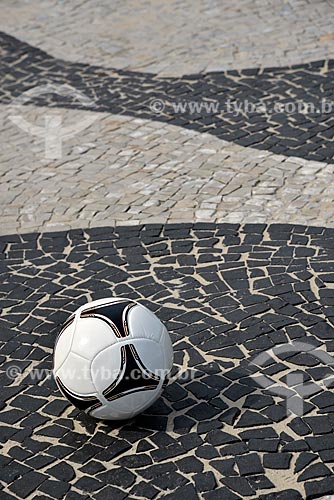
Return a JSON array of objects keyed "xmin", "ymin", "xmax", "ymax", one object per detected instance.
[{"xmin": 0, "ymin": 106, "xmax": 333, "ymax": 234}]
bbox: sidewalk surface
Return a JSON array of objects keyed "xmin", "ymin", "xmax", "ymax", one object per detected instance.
[{"xmin": 0, "ymin": 2, "xmax": 334, "ymax": 499}]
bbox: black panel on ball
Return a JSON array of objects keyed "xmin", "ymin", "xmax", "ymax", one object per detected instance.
[
  {"xmin": 103, "ymin": 344, "xmax": 160, "ymax": 401},
  {"xmin": 56, "ymin": 377, "xmax": 102, "ymax": 412},
  {"xmin": 81, "ymin": 300, "xmax": 135, "ymax": 337}
]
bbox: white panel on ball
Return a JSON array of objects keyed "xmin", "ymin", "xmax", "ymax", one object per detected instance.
[
  {"xmin": 127, "ymin": 304, "xmax": 165, "ymax": 342},
  {"xmin": 106, "ymin": 390, "xmax": 161, "ymax": 418},
  {"xmin": 56, "ymin": 352, "xmax": 96, "ymax": 395},
  {"xmin": 54, "ymin": 321, "xmax": 75, "ymax": 371},
  {"xmin": 91, "ymin": 343, "xmax": 122, "ymax": 394},
  {"xmin": 89, "ymin": 404, "xmax": 116, "ymax": 420},
  {"xmin": 132, "ymin": 339, "xmax": 165, "ymax": 374},
  {"xmin": 160, "ymin": 330, "xmax": 174, "ymax": 371},
  {"xmin": 72, "ymin": 317, "xmax": 118, "ymax": 359}
]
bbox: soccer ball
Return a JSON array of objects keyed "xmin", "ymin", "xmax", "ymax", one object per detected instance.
[{"xmin": 53, "ymin": 298, "xmax": 173, "ymax": 420}]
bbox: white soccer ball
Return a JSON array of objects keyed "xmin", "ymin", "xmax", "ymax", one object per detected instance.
[{"xmin": 53, "ymin": 298, "xmax": 173, "ymax": 420}]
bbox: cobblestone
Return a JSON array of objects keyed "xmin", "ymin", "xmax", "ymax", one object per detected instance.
[
  {"xmin": 1, "ymin": 224, "xmax": 334, "ymax": 499},
  {"xmin": 1, "ymin": 32, "xmax": 333, "ymax": 164},
  {"xmin": 1, "ymin": 107, "xmax": 334, "ymax": 234},
  {"xmin": 0, "ymin": 1, "xmax": 333, "ymax": 75},
  {"xmin": 0, "ymin": 2, "xmax": 334, "ymax": 499}
]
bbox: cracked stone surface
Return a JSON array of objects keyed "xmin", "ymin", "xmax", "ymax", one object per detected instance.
[
  {"xmin": 1, "ymin": 223, "xmax": 334, "ymax": 499},
  {"xmin": 0, "ymin": 0, "xmax": 334, "ymax": 75}
]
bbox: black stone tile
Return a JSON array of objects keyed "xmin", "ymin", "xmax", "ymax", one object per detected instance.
[
  {"xmin": 203, "ymin": 487, "xmax": 241, "ymax": 499},
  {"xmin": 93, "ymin": 486, "xmax": 127, "ymax": 500},
  {"xmin": 163, "ymin": 483, "xmax": 200, "ymax": 500},
  {"xmin": 236, "ymin": 410, "xmax": 272, "ymax": 427},
  {"xmin": 303, "ymin": 415, "xmax": 332, "ymax": 434},
  {"xmin": 96, "ymin": 468, "xmax": 135, "ymax": 488},
  {"xmin": 248, "ymin": 439, "xmax": 279, "ymax": 452},
  {"xmin": 177, "ymin": 456, "xmax": 203, "ymax": 473},
  {"xmin": 304, "ymin": 477, "xmax": 334, "ymax": 499},
  {"xmin": 236, "ymin": 454, "xmax": 264, "ymax": 476},
  {"xmin": 259, "ymin": 490, "xmax": 302, "ymax": 500},
  {"xmin": 38, "ymin": 479, "xmax": 70, "ymax": 498},
  {"xmin": 46, "ymin": 462, "xmax": 75, "ymax": 481},
  {"xmin": 26, "ymin": 454, "xmax": 57, "ymax": 469},
  {"xmin": 42, "ymin": 400, "xmax": 70, "ymax": 416},
  {"xmin": 193, "ymin": 471, "xmax": 216, "ymax": 492},
  {"xmin": 298, "ymin": 462, "xmax": 331, "ymax": 482},
  {"xmin": 196, "ymin": 445, "xmax": 220, "ymax": 460},
  {"xmin": 263, "ymin": 453, "xmax": 292, "ymax": 469},
  {"xmin": 8, "ymin": 470, "xmax": 47, "ymax": 498},
  {"xmin": 74, "ymin": 477, "xmax": 104, "ymax": 493},
  {"xmin": 306, "ymin": 435, "xmax": 334, "ymax": 452},
  {"xmin": 220, "ymin": 477, "xmax": 255, "ymax": 497},
  {"xmin": 0, "ymin": 461, "xmax": 31, "ymax": 483},
  {"xmin": 205, "ymin": 429, "xmax": 239, "ymax": 446},
  {"xmin": 294, "ymin": 452, "xmax": 317, "ymax": 473}
]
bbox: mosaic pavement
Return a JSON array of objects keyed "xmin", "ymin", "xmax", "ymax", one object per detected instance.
[
  {"xmin": 1, "ymin": 224, "xmax": 334, "ymax": 500},
  {"xmin": 1, "ymin": 0, "xmax": 334, "ymax": 499},
  {"xmin": 2, "ymin": 109, "xmax": 334, "ymax": 235},
  {"xmin": 0, "ymin": 31, "xmax": 334, "ymax": 164},
  {"xmin": 1, "ymin": 0, "xmax": 334, "ymax": 75},
  {"xmin": 0, "ymin": 30, "xmax": 334, "ymax": 232}
]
